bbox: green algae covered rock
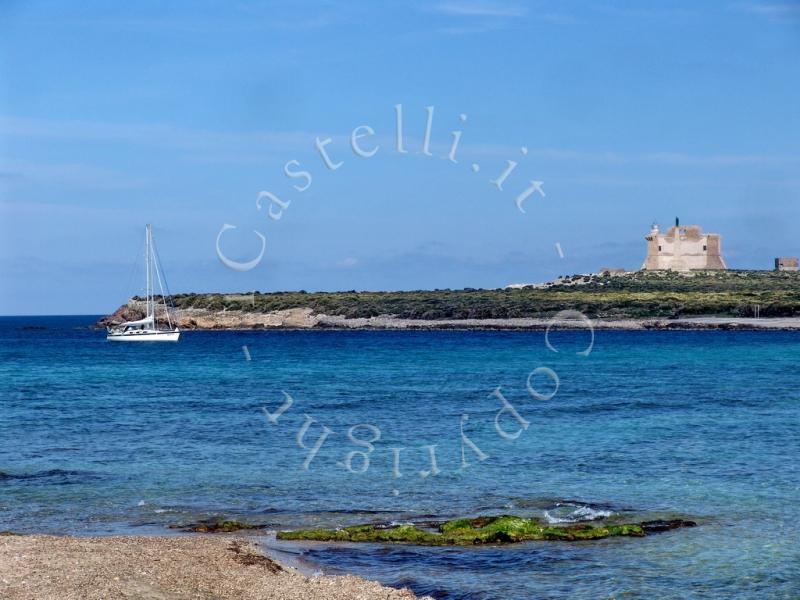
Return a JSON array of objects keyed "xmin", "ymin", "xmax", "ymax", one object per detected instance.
[
  {"xmin": 171, "ymin": 517, "xmax": 268, "ymax": 533},
  {"xmin": 279, "ymin": 523, "xmax": 441, "ymax": 544},
  {"xmin": 276, "ymin": 514, "xmax": 664, "ymax": 546}
]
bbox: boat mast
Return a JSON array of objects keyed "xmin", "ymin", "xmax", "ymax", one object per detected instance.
[{"xmin": 146, "ymin": 224, "xmax": 153, "ymax": 321}]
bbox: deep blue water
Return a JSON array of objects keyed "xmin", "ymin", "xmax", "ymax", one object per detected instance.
[{"xmin": 1, "ymin": 316, "xmax": 799, "ymax": 599}]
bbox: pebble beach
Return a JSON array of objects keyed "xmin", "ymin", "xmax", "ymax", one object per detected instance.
[{"xmin": 0, "ymin": 535, "xmax": 426, "ymax": 600}]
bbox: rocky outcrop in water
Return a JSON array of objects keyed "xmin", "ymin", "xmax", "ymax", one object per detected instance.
[
  {"xmin": 94, "ymin": 301, "xmax": 320, "ymax": 330},
  {"xmin": 95, "ymin": 301, "xmax": 174, "ymax": 329},
  {"xmin": 169, "ymin": 517, "xmax": 268, "ymax": 533},
  {"xmin": 97, "ymin": 303, "xmax": 146, "ymax": 328},
  {"xmin": 276, "ymin": 514, "xmax": 697, "ymax": 546},
  {"xmin": 640, "ymin": 519, "xmax": 698, "ymax": 533}
]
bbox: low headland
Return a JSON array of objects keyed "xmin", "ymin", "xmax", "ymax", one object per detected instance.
[{"xmin": 97, "ymin": 270, "xmax": 800, "ymax": 331}]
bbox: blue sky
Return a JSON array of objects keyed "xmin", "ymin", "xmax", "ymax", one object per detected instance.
[{"xmin": 1, "ymin": 1, "xmax": 799, "ymax": 314}]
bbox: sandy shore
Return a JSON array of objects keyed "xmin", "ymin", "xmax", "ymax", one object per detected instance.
[{"xmin": 0, "ymin": 535, "xmax": 426, "ymax": 600}]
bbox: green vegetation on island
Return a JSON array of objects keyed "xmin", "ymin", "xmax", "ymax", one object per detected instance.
[{"xmin": 165, "ymin": 270, "xmax": 800, "ymax": 320}]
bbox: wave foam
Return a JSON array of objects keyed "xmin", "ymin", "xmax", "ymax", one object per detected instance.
[{"xmin": 543, "ymin": 504, "xmax": 613, "ymax": 524}]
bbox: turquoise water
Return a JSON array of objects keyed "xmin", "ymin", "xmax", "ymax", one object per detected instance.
[{"xmin": 1, "ymin": 316, "xmax": 799, "ymax": 599}]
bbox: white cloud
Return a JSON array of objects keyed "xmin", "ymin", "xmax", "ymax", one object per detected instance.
[
  {"xmin": 337, "ymin": 257, "xmax": 359, "ymax": 268},
  {"xmin": 737, "ymin": 2, "xmax": 800, "ymax": 21},
  {"xmin": 0, "ymin": 159, "xmax": 149, "ymax": 190},
  {"xmin": 461, "ymin": 143, "xmax": 800, "ymax": 167},
  {"xmin": 431, "ymin": 1, "xmax": 526, "ymax": 18},
  {"xmin": 0, "ymin": 115, "xmax": 314, "ymax": 152},
  {"xmin": 4, "ymin": 115, "xmax": 798, "ymax": 172}
]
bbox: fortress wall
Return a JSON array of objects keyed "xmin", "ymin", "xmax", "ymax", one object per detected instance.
[
  {"xmin": 642, "ymin": 226, "xmax": 726, "ymax": 271},
  {"xmin": 643, "ymin": 237, "xmax": 661, "ymax": 270},
  {"xmin": 705, "ymin": 235, "xmax": 726, "ymax": 269}
]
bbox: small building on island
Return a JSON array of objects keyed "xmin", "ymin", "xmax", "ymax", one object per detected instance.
[
  {"xmin": 642, "ymin": 219, "xmax": 726, "ymax": 272},
  {"xmin": 775, "ymin": 257, "xmax": 799, "ymax": 272}
]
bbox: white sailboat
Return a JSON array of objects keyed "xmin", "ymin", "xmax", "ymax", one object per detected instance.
[{"xmin": 107, "ymin": 224, "xmax": 181, "ymax": 342}]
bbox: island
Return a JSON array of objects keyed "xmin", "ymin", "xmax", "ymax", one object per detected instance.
[{"xmin": 96, "ymin": 270, "xmax": 800, "ymax": 331}]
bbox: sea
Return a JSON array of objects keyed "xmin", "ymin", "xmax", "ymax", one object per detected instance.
[{"xmin": 1, "ymin": 315, "xmax": 798, "ymax": 599}]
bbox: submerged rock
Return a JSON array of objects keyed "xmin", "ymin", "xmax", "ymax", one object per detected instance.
[
  {"xmin": 172, "ymin": 517, "xmax": 268, "ymax": 533},
  {"xmin": 640, "ymin": 519, "xmax": 697, "ymax": 533},
  {"xmin": 276, "ymin": 514, "xmax": 694, "ymax": 546}
]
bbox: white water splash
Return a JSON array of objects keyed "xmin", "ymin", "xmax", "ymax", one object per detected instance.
[{"xmin": 543, "ymin": 504, "xmax": 613, "ymax": 524}]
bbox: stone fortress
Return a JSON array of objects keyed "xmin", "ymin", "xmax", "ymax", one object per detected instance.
[
  {"xmin": 508, "ymin": 219, "xmax": 797, "ymax": 288},
  {"xmin": 642, "ymin": 218, "xmax": 726, "ymax": 271},
  {"xmin": 775, "ymin": 257, "xmax": 799, "ymax": 272}
]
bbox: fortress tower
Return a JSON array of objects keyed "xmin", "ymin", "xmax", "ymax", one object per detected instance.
[{"xmin": 642, "ymin": 218, "xmax": 726, "ymax": 271}]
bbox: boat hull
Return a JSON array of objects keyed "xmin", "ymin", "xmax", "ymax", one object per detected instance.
[{"xmin": 107, "ymin": 330, "xmax": 180, "ymax": 342}]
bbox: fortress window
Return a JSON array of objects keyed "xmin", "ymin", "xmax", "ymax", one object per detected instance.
[
  {"xmin": 703, "ymin": 245, "xmax": 707, "ymax": 251},
  {"xmin": 658, "ymin": 246, "xmax": 662, "ymax": 251}
]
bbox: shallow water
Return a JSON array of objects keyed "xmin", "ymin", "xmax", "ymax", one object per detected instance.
[{"xmin": 1, "ymin": 317, "xmax": 799, "ymax": 598}]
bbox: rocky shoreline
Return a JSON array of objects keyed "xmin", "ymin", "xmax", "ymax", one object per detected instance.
[
  {"xmin": 96, "ymin": 302, "xmax": 800, "ymax": 331},
  {"xmin": 0, "ymin": 511, "xmax": 698, "ymax": 598}
]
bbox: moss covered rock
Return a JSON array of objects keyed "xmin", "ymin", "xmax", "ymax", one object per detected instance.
[
  {"xmin": 275, "ymin": 514, "xmax": 683, "ymax": 546},
  {"xmin": 172, "ymin": 517, "xmax": 267, "ymax": 533}
]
